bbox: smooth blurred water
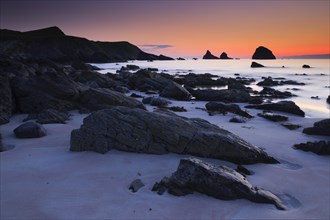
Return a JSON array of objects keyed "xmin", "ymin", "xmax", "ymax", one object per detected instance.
[{"xmin": 93, "ymin": 59, "xmax": 330, "ymax": 118}]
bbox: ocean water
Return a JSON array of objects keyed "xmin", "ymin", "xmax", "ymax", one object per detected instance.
[{"xmin": 93, "ymin": 59, "xmax": 330, "ymax": 118}]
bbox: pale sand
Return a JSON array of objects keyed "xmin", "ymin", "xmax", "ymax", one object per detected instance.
[{"xmin": 1, "ymin": 100, "xmax": 329, "ymax": 219}]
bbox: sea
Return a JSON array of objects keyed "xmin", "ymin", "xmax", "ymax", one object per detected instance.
[{"xmin": 93, "ymin": 59, "xmax": 330, "ymax": 119}]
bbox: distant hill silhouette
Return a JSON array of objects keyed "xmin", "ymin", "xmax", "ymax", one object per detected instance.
[{"xmin": 0, "ymin": 26, "xmax": 174, "ymax": 63}]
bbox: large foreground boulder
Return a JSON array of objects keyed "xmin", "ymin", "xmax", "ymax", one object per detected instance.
[
  {"xmin": 303, "ymin": 119, "xmax": 330, "ymax": 136},
  {"xmin": 246, "ymin": 101, "xmax": 305, "ymax": 117},
  {"xmin": 252, "ymin": 46, "xmax": 276, "ymax": 59},
  {"xmin": 70, "ymin": 107, "xmax": 277, "ymax": 164},
  {"xmin": 157, "ymin": 158, "xmax": 286, "ymax": 210},
  {"xmin": 13, "ymin": 122, "xmax": 47, "ymax": 138}
]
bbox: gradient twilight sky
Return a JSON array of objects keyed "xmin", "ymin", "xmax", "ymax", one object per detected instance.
[{"xmin": 1, "ymin": 0, "xmax": 329, "ymax": 58}]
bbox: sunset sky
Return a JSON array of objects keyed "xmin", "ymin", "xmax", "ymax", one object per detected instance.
[{"xmin": 1, "ymin": 0, "xmax": 329, "ymax": 58}]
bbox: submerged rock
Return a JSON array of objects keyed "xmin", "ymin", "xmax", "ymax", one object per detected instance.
[
  {"xmin": 252, "ymin": 46, "xmax": 276, "ymax": 59},
  {"xmin": 70, "ymin": 107, "xmax": 278, "ymax": 164},
  {"xmin": 303, "ymin": 119, "xmax": 330, "ymax": 136},
  {"xmin": 281, "ymin": 123, "xmax": 301, "ymax": 130},
  {"xmin": 14, "ymin": 121, "xmax": 47, "ymax": 138},
  {"xmin": 257, "ymin": 112, "xmax": 288, "ymax": 122},
  {"xmin": 246, "ymin": 101, "xmax": 305, "ymax": 117},
  {"xmin": 206, "ymin": 102, "xmax": 253, "ymax": 118},
  {"xmin": 293, "ymin": 141, "xmax": 330, "ymax": 155},
  {"xmin": 203, "ymin": 50, "xmax": 219, "ymax": 59},
  {"xmin": 251, "ymin": 62, "xmax": 265, "ymax": 68},
  {"xmin": 158, "ymin": 158, "xmax": 286, "ymax": 210}
]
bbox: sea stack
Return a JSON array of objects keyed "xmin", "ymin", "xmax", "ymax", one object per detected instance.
[
  {"xmin": 219, "ymin": 52, "xmax": 232, "ymax": 59},
  {"xmin": 203, "ymin": 50, "xmax": 219, "ymax": 59},
  {"xmin": 252, "ymin": 46, "xmax": 276, "ymax": 59}
]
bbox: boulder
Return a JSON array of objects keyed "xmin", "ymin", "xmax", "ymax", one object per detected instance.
[
  {"xmin": 251, "ymin": 62, "xmax": 265, "ymax": 68},
  {"xmin": 252, "ymin": 46, "xmax": 276, "ymax": 59},
  {"xmin": 259, "ymin": 87, "xmax": 294, "ymax": 99},
  {"xmin": 129, "ymin": 179, "xmax": 145, "ymax": 192},
  {"xmin": 127, "ymin": 69, "xmax": 171, "ymax": 91},
  {"xmin": 142, "ymin": 97, "xmax": 171, "ymax": 107},
  {"xmin": 327, "ymin": 95, "xmax": 330, "ymax": 104},
  {"xmin": 246, "ymin": 101, "xmax": 305, "ymax": 117},
  {"xmin": 205, "ymin": 102, "xmax": 253, "ymax": 118},
  {"xmin": 188, "ymin": 89, "xmax": 251, "ymax": 103},
  {"xmin": 160, "ymin": 81, "xmax": 192, "ymax": 101},
  {"xmin": 303, "ymin": 119, "xmax": 330, "ymax": 136},
  {"xmin": 159, "ymin": 158, "xmax": 286, "ymax": 210},
  {"xmin": 219, "ymin": 52, "xmax": 232, "ymax": 59},
  {"xmin": 13, "ymin": 121, "xmax": 47, "ymax": 138},
  {"xmin": 23, "ymin": 109, "xmax": 69, "ymax": 124},
  {"xmin": 257, "ymin": 112, "xmax": 288, "ymax": 122},
  {"xmin": 293, "ymin": 141, "xmax": 329, "ymax": 155},
  {"xmin": 70, "ymin": 107, "xmax": 278, "ymax": 164},
  {"xmin": 0, "ymin": 75, "xmax": 14, "ymax": 125},
  {"xmin": 202, "ymin": 50, "xmax": 219, "ymax": 59},
  {"xmin": 79, "ymin": 88, "xmax": 145, "ymax": 111},
  {"xmin": 302, "ymin": 64, "xmax": 311, "ymax": 68}
]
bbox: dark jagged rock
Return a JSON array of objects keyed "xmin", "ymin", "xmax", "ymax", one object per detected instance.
[
  {"xmin": 0, "ymin": 75, "xmax": 14, "ymax": 125},
  {"xmin": 0, "ymin": 27, "xmax": 173, "ymax": 62},
  {"xmin": 229, "ymin": 117, "xmax": 247, "ymax": 123},
  {"xmin": 13, "ymin": 121, "xmax": 47, "ymax": 138},
  {"xmin": 129, "ymin": 179, "xmax": 145, "ymax": 192},
  {"xmin": 70, "ymin": 107, "xmax": 278, "ymax": 164},
  {"xmin": 159, "ymin": 158, "xmax": 285, "ymax": 210},
  {"xmin": 188, "ymin": 88, "xmax": 251, "ymax": 103},
  {"xmin": 236, "ymin": 165, "xmax": 252, "ymax": 176},
  {"xmin": 302, "ymin": 64, "xmax": 311, "ymax": 68},
  {"xmin": 246, "ymin": 101, "xmax": 305, "ymax": 117},
  {"xmin": 23, "ymin": 109, "xmax": 69, "ymax": 124},
  {"xmin": 79, "ymin": 88, "xmax": 146, "ymax": 111},
  {"xmin": 281, "ymin": 123, "xmax": 301, "ymax": 130},
  {"xmin": 219, "ymin": 52, "xmax": 232, "ymax": 59},
  {"xmin": 252, "ymin": 46, "xmax": 276, "ymax": 59},
  {"xmin": 251, "ymin": 62, "xmax": 265, "ymax": 68},
  {"xmin": 152, "ymin": 177, "xmax": 170, "ymax": 195},
  {"xmin": 160, "ymin": 81, "xmax": 192, "ymax": 101},
  {"xmin": 257, "ymin": 112, "xmax": 288, "ymax": 122},
  {"xmin": 206, "ymin": 102, "xmax": 253, "ymax": 118},
  {"xmin": 293, "ymin": 141, "xmax": 330, "ymax": 155},
  {"xmin": 142, "ymin": 97, "xmax": 171, "ymax": 107},
  {"xmin": 257, "ymin": 78, "xmax": 280, "ymax": 86},
  {"xmin": 303, "ymin": 119, "xmax": 330, "ymax": 136},
  {"xmin": 203, "ymin": 50, "xmax": 219, "ymax": 59},
  {"xmin": 259, "ymin": 87, "xmax": 294, "ymax": 99},
  {"xmin": 127, "ymin": 69, "xmax": 172, "ymax": 92}
]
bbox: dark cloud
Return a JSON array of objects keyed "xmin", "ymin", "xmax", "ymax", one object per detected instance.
[{"xmin": 140, "ymin": 44, "xmax": 173, "ymax": 50}]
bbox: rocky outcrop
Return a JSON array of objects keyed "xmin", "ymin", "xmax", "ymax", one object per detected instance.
[
  {"xmin": 205, "ymin": 102, "xmax": 253, "ymax": 118},
  {"xmin": 0, "ymin": 27, "xmax": 174, "ymax": 63},
  {"xmin": 188, "ymin": 88, "xmax": 251, "ymax": 103},
  {"xmin": 252, "ymin": 46, "xmax": 276, "ymax": 59},
  {"xmin": 219, "ymin": 52, "xmax": 232, "ymax": 59},
  {"xmin": 257, "ymin": 112, "xmax": 288, "ymax": 122},
  {"xmin": 303, "ymin": 119, "xmax": 330, "ymax": 136},
  {"xmin": 0, "ymin": 75, "xmax": 14, "ymax": 125},
  {"xmin": 70, "ymin": 107, "xmax": 278, "ymax": 164},
  {"xmin": 155, "ymin": 158, "xmax": 286, "ymax": 210},
  {"xmin": 13, "ymin": 122, "xmax": 47, "ymax": 138},
  {"xmin": 203, "ymin": 50, "xmax": 219, "ymax": 59},
  {"xmin": 23, "ymin": 109, "xmax": 69, "ymax": 124},
  {"xmin": 246, "ymin": 101, "xmax": 305, "ymax": 117},
  {"xmin": 293, "ymin": 141, "xmax": 330, "ymax": 155},
  {"xmin": 251, "ymin": 62, "xmax": 265, "ymax": 68},
  {"xmin": 160, "ymin": 82, "xmax": 192, "ymax": 101},
  {"xmin": 79, "ymin": 88, "xmax": 146, "ymax": 111}
]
